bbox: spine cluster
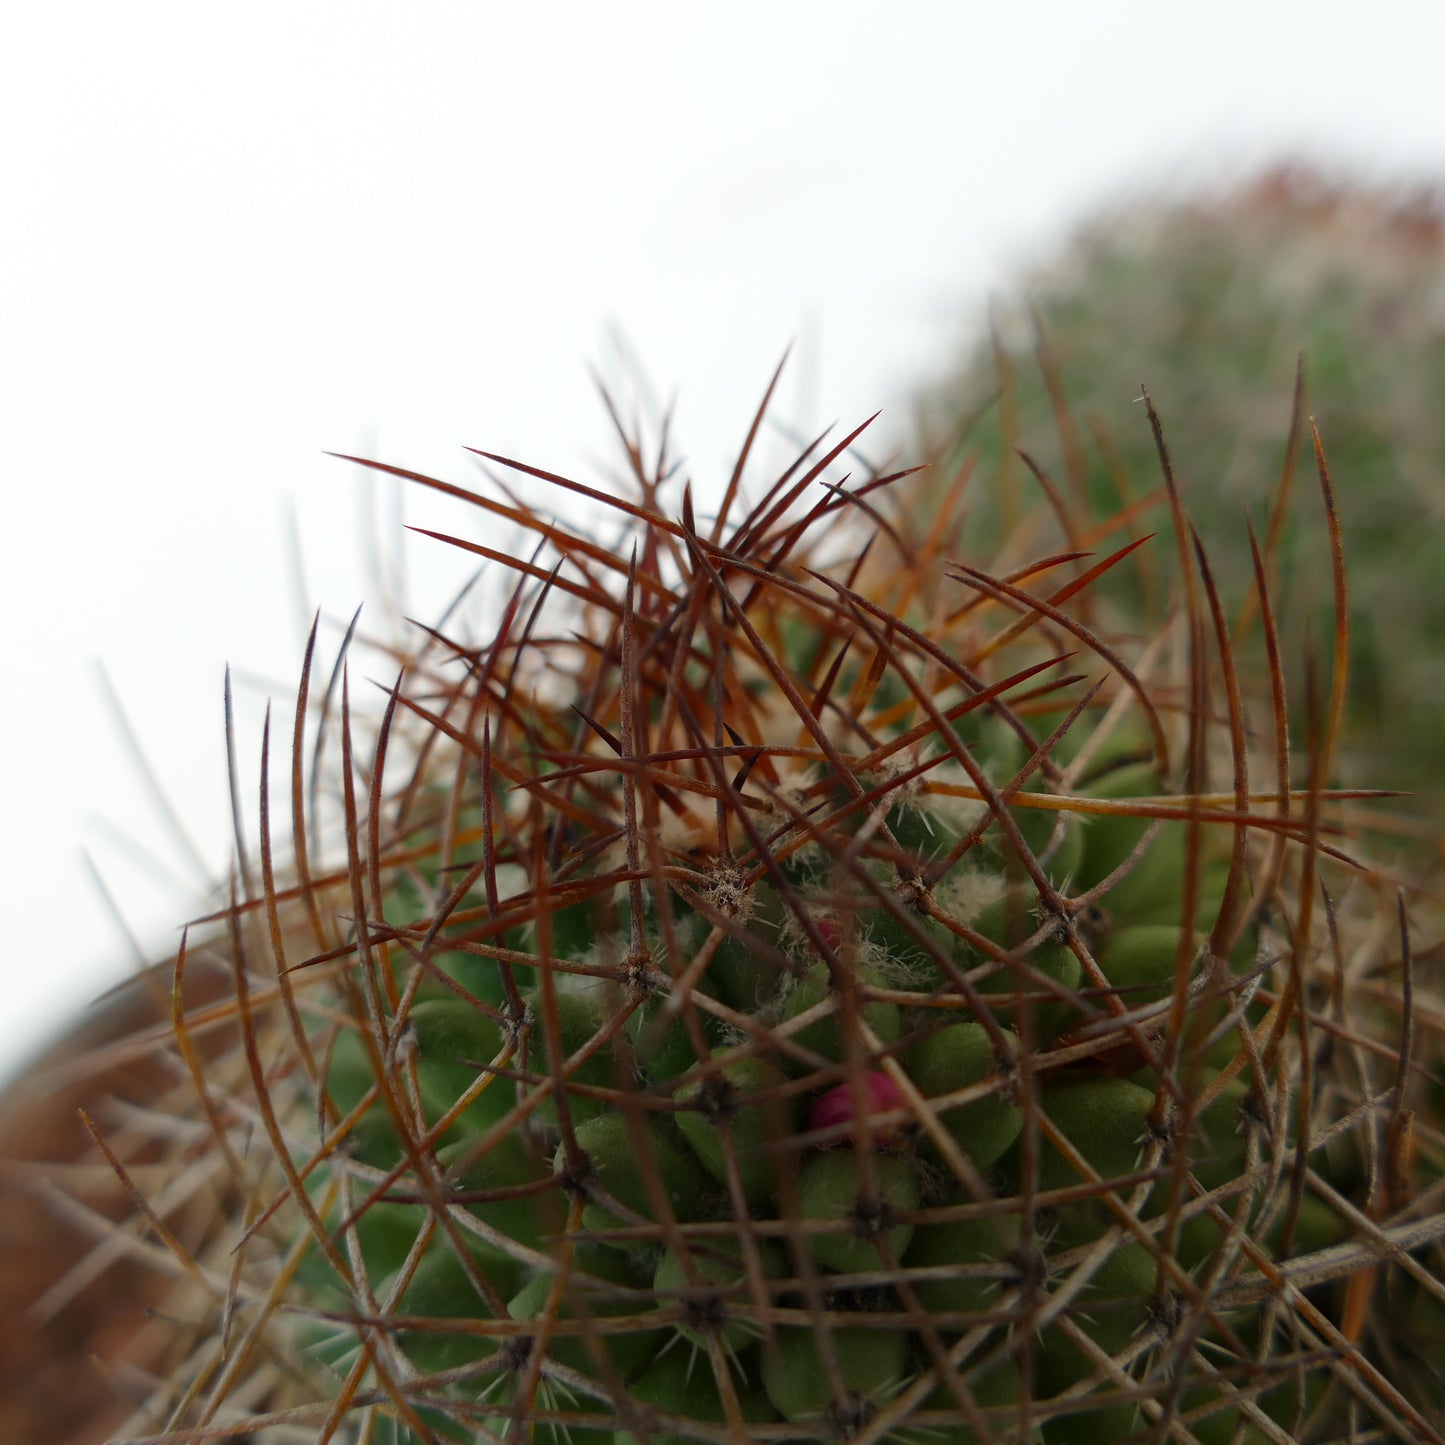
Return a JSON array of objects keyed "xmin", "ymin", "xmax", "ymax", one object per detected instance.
[{"xmin": 79, "ymin": 367, "xmax": 1443, "ymax": 1445}]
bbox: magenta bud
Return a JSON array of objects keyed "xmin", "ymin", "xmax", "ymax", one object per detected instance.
[{"xmin": 807, "ymin": 1069, "xmax": 908, "ymax": 1140}]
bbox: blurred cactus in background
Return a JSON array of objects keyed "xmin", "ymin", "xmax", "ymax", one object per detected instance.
[{"xmin": 914, "ymin": 164, "xmax": 1445, "ymax": 816}]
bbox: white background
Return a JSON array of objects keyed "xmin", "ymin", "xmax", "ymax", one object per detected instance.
[{"xmin": 3, "ymin": 2, "xmax": 1442, "ymax": 1076}]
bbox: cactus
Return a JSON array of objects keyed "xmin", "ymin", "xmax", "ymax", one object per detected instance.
[
  {"xmin": 914, "ymin": 163, "xmax": 1445, "ymax": 810},
  {"xmin": 69, "ymin": 354, "xmax": 1445, "ymax": 1445}
]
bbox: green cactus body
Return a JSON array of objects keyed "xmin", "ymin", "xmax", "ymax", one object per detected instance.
[
  {"xmin": 86, "ymin": 354, "xmax": 1443, "ymax": 1445},
  {"xmin": 761, "ymin": 1323, "xmax": 909, "ymax": 1430},
  {"xmin": 673, "ymin": 1055, "xmax": 797, "ymax": 1207},
  {"xmin": 906, "ymin": 1021, "xmax": 1023, "ymax": 1170}
]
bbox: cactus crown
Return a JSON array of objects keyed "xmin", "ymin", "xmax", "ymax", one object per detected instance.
[{"xmin": 80, "ymin": 356, "xmax": 1443, "ymax": 1445}]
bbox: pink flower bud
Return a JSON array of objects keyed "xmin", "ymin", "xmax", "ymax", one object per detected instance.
[{"xmin": 807, "ymin": 1069, "xmax": 908, "ymax": 1141}]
